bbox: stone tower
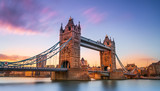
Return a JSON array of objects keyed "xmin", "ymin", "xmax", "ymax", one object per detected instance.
[
  {"xmin": 100, "ymin": 35, "xmax": 116, "ymax": 72},
  {"xmin": 51, "ymin": 17, "xmax": 90, "ymax": 80},
  {"xmin": 59, "ymin": 17, "xmax": 81, "ymax": 69}
]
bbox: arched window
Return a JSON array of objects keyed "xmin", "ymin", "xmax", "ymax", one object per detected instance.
[
  {"xmin": 104, "ymin": 66, "xmax": 108, "ymax": 71},
  {"xmin": 68, "ymin": 26, "xmax": 71, "ymax": 31},
  {"xmin": 61, "ymin": 61, "xmax": 70, "ymax": 68},
  {"xmin": 107, "ymin": 42, "xmax": 109, "ymax": 45}
]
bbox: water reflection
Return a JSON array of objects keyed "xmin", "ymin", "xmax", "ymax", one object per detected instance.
[
  {"xmin": 0, "ymin": 78, "xmax": 160, "ymax": 91},
  {"xmin": 54, "ymin": 81, "xmax": 89, "ymax": 91},
  {"xmin": 101, "ymin": 80, "xmax": 117, "ymax": 91}
]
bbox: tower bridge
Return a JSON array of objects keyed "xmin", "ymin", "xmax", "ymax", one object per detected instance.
[{"xmin": 0, "ymin": 17, "xmax": 135, "ymax": 80}]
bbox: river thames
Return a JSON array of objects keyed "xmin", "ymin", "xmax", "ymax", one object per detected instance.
[{"xmin": 0, "ymin": 77, "xmax": 160, "ymax": 91}]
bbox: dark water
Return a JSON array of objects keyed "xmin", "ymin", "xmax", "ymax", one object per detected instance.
[{"xmin": 0, "ymin": 77, "xmax": 160, "ymax": 91}]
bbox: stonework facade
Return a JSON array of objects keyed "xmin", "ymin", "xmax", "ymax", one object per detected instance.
[
  {"xmin": 100, "ymin": 35, "xmax": 116, "ymax": 72},
  {"xmin": 51, "ymin": 17, "xmax": 117, "ymax": 80},
  {"xmin": 148, "ymin": 61, "xmax": 160, "ymax": 76},
  {"xmin": 59, "ymin": 17, "xmax": 81, "ymax": 69},
  {"xmin": 125, "ymin": 64, "xmax": 137, "ymax": 71}
]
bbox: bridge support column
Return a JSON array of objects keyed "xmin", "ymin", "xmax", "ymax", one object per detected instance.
[
  {"xmin": 94, "ymin": 73, "xmax": 102, "ymax": 80},
  {"xmin": 55, "ymin": 17, "xmax": 90, "ymax": 81},
  {"xmin": 100, "ymin": 35, "xmax": 116, "ymax": 72},
  {"xmin": 109, "ymin": 71, "xmax": 126, "ymax": 80},
  {"xmin": 51, "ymin": 69, "xmax": 90, "ymax": 81}
]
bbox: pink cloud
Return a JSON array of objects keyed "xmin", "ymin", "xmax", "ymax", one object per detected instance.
[
  {"xmin": 0, "ymin": 53, "xmax": 29, "ymax": 62},
  {"xmin": 0, "ymin": 0, "xmax": 57, "ymax": 36},
  {"xmin": 0, "ymin": 21, "xmax": 43, "ymax": 35},
  {"xmin": 40, "ymin": 8, "xmax": 57, "ymax": 22},
  {"xmin": 83, "ymin": 8, "xmax": 105, "ymax": 24}
]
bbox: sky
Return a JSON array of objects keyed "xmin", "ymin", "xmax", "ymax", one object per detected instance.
[{"xmin": 0, "ymin": 0, "xmax": 160, "ymax": 68}]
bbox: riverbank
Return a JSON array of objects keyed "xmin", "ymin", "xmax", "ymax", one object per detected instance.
[{"xmin": 140, "ymin": 77, "xmax": 160, "ymax": 80}]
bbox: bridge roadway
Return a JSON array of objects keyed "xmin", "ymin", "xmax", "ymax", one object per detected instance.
[
  {"xmin": 124, "ymin": 73, "xmax": 136, "ymax": 76},
  {"xmin": 0, "ymin": 66, "xmax": 68, "ymax": 72},
  {"xmin": 80, "ymin": 36, "xmax": 111, "ymax": 51},
  {"xmin": 0, "ymin": 66, "xmax": 110, "ymax": 76}
]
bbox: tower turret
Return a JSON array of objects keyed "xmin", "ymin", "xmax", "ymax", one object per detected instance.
[
  {"xmin": 78, "ymin": 21, "xmax": 81, "ymax": 29},
  {"xmin": 103, "ymin": 35, "xmax": 111, "ymax": 46},
  {"xmin": 100, "ymin": 35, "xmax": 116, "ymax": 72},
  {"xmin": 60, "ymin": 23, "xmax": 63, "ymax": 33},
  {"xmin": 67, "ymin": 16, "xmax": 74, "ymax": 26}
]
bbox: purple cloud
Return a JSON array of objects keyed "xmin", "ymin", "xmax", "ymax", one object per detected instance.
[
  {"xmin": 82, "ymin": 8, "xmax": 105, "ymax": 24},
  {"xmin": 0, "ymin": 0, "xmax": 57, "ymax": 35}
]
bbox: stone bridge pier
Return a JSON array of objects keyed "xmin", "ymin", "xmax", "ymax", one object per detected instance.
[{"xmin": 51, "ymin": 17, "xmax": 90, "ymax": 81}]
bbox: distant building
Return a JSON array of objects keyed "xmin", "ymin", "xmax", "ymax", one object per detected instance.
[
  {"xmin": 80, "ymin": 58, "xmax": 88, "ymax": 66},
  {"xmin": 125, "ymin": 64, "xmax": 137, "ymax": 71},
  {"xmin": 36, "ymin": 54, "xmax": 47, "ymax": 76},
  {"xmin": 138, "ymin": 67, "xmax": 148, "ymax": 76},
  {"xmin": 36, "ymin": 54, "xmax": 47, "ymax": 68},
  {"xmin": 80, "ymin": 58, "xmax": 88, "ymax": 70},
  {"xmin": 148, "ymin": 61, "xmax": 160, "ymax": 77},
  {"xmin": 45, "ymin": 65, "xmax": 55, "ymax": 68},
  {"xmin": 88, "ymin": 66, "xmax": 101, "ymax": 71},
  {"xmin": 125, "ymin": 64, "xmax": 140, "ymax": 78}
]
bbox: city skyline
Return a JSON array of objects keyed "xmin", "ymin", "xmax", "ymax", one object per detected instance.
[{"xmin": 0, "ymin": 0, "xmax": 160, "ymax": 67}]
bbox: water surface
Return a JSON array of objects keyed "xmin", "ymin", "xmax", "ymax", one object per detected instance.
[{"xmin": 0, "ymin": 77, "xmax": 159, "ymax": 91}]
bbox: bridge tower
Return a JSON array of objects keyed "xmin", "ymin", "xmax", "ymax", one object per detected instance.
[
  {"xmin": 51, "ymin": 17, "xmax": 90, "ymax": 80},
  {"xmin": 59, "ymin": 17, "xmax": 81, "ymax": 69},
  {"xmin": 100, "ymin": 35, "xmax": 116, "ymax": 72}
]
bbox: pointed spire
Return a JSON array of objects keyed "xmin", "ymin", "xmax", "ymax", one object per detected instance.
[
  {"xmin": 67, "ymin": 16, "xmax": 74, "ymax": 26},
  {"xmin": 60, "ymin": 23, "xmax": 63, "ymax": 29},
  {"xmin": 78, "ymin": 21, "xmax": 81, "ymax": 29},
  {"xmin": 105, "ymin": 35, "xmax": 108, "ymax": 38},
  {"xmin": 69, "ymin": 16, "xmax": 72, "ymax": 20},
  {"xmin": 60, "ymin": 23, "xmax": 63, "ymax": 33},
  {"xmin": 113, "ymin": 38, "xmax": 115, "ymax": 43},
  {"xmin": 81, "ymin": 57, "xmax": 84, "ymax": 61}
]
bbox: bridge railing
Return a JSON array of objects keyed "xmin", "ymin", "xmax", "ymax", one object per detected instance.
[{"xmin": 0, "ymin": 66, "xmax": 68, "ymax": 71}]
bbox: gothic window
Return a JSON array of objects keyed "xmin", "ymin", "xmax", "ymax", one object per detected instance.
[
  {"xmin": 68, "ymin": 26, "xmax": 71, "ymax": 31},
  {"xmin": 107, "ymin": 42, "xmax": 109, "ymax": 45}
]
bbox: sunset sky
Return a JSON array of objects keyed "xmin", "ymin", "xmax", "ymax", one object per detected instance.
[{"xmin": 0, "ymin": 0, "xmax": 160, "ymax": 68}]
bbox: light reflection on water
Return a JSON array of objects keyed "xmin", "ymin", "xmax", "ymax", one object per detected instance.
[{"xmin": 0, "ymin": 77, "xmax": 160, "ymax": 91}]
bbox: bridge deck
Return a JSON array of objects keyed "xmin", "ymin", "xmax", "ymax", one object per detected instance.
[
  {"xmin": 88, "ymin": 70, "xmax": 109, "ymax": 73},
  {"xmin": 81, "ymin": 36, "xmax": 111, "ymax": 51},
  {"xmin": 0, "ymin": 66, "xmax": 68, "ymax": 72}
]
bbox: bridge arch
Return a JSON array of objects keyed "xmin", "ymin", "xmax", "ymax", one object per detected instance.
[
  {"xmin": 61, "ymin": 61, "xmax": 70, "ymax": 68},
  {"xmin": 104, "ymin": 66, "xmax": 108, "ymax": 71}
]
